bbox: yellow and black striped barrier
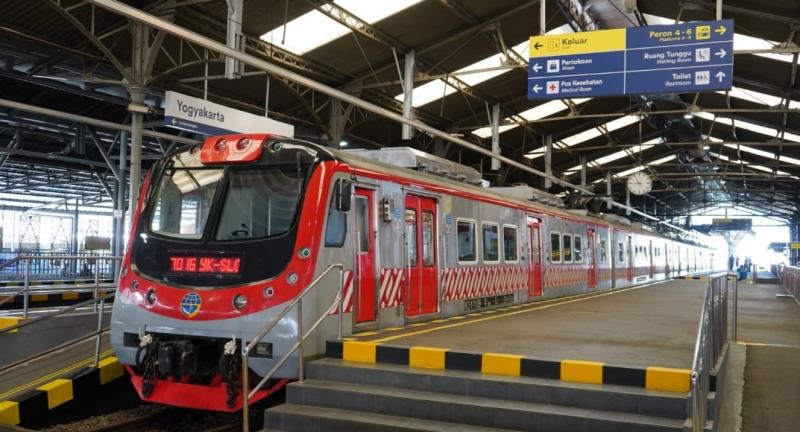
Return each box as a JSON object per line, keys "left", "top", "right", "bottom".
{"left": 0, "top": 356, "right": 124, "bottom": 426}
{"left": 327, "top": 340, "right": 695, "bottom": 394}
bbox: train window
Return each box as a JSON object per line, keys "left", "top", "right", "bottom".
{"left": 356, "top": 196, "right": 369, "bottom": 253}
{"left": 324, "top": 181, "right": 347, "bottom": 247}
{"left": 422, "top": 211, "right": 435, "bottom": 267}
{"left": 406, "top": 209, "right": 418, "bottom": 267}
{"left": 550, "top": 232, "right": 561, "bottom": 263}
{"left": 600, "top": 240, "right": 608, "bottom": 263}
{"left": 573, "top": 235, "right": 583, "bottom": 263}
{"left": 215, "top": 168, "right": 305, "bottom": 240}
{"left": 482, "top": 223, "right": 500, "bottom": 263}
{"left": 562, "top": 234, "right": 573, "bottom": 263}
{"left": 503, "top": 225, "right": 518, "bottom": 262}
{"left": 457, "top": 220, "right": 477, "bottom": 263}
{"left": 618, "top": 242, "right": 625, "bottom": 262}
{"left": 150, "top": 168, "right": 223, "bottom": 239}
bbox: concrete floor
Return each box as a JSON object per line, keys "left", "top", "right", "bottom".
{"left": 741, "top": 345, "right": 800, "bottom": 432}
{"left": 360, "top": 280, "right": 710, "bottom": 369}
{"left": 735, "top": 282, "right": 800, "bottom": 346}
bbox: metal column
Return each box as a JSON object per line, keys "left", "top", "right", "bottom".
{"left": 606, "top": 171, "right": 613, "bottom": 210}
{"left": 491, "top": 103, "right": 501, "bottom": 171}
{"left": 544, "top": 134, "right": 553, "bottom": 190}
{"left": 127, "top": 88, "right": 145, "bottom": 219}
{"left": 401, "top": 50, "right": 415, "bottom": 140}
{"left": 114, "top": 131, "right": 128, "bottom": 278}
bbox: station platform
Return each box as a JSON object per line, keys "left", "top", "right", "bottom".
{"left": 348, "top": 279, "right": 708, "bottom": 370}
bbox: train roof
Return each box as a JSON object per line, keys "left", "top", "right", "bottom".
{"left": 331, "top": 147, "right": 708, "bottom": 248}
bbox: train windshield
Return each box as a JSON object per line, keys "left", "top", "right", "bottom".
{"left": 149, "top": 146, "right": 309, "bottom": 242}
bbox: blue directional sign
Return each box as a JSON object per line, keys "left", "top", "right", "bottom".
{"left": 528, "top": 19, "right": 734, "bottom": 99}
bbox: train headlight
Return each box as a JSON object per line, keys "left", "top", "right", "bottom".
{"left": 287, "top": 273, "right": 298, "bottom": 285}
{"left": 263, "top": 286, "right": 275, "bottom": 298}
{"left": 130, "top": 280, "right": 139, "bottom": 291}
{"left": 233, "top": 294, "right": 248, "bottom": 310}
{"left": 214, "top": 138, "right": 227, "bottom": 151}
{"left": 145, "top": 288, "right": 157, "bottom": 305}
{"left": 235, "top": 137, "right": 251, "bottom": 152}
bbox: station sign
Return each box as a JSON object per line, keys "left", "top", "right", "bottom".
{"left": 711, "top": 218, "right": 752, "bottom": 231}
{"left": 164, "top": 91, "right": 294, "bottom": 137}
{"left": 528, "top": 19, "right": 734, "bottom": 99}
{"left": 790, "top": 242, "right": 800, "bottom": 250}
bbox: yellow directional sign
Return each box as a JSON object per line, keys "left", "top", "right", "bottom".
{"left": 791, "top": 242, "right": 800, "bottom": 250}
{"left": 530, "top": 28, "right": 626, "bottom": 58}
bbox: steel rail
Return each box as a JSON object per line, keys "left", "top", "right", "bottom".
{"left": 82, "top": 0, "right": 696, "bottom": 234}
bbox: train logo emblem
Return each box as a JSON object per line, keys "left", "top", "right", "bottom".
{"left": 180, "top": 292, "right": 202, "bottom": 318}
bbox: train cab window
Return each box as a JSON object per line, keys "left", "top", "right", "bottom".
{"left": 406, "top": 210, "right": 418, "bottom": 267}
{"left": 573, "top": 235, "right": 583, "bottom": 263}
{"left": 600, "top": 240, "right": 608, "bottom": 263}
{"left": 503, "top": 225, "right": 518, "bottom": 262}
{"left": 562, "top": 234, "right": 573, "bottom": 263}
{"left": 150, "top": 168, "right": 223, "bottom": 239}
{"left": 324, "top": 182, "right": 347, "bottom": 247}
{"left": 550, "top": 232, "right": 561, "bottom": 263}
{"left": 482, "top": 223, "right": 500, "bottom": 263}
{"left": 618, "top": 242, "right": 625, "bottom": 262}
{"left": 457, "top": 220, "right": 477, "bottom": 263}
{"left": 422, "top": 211, "right": 435, "bottom": 267}
{"left": 215, "top": 169, "right": 304, "bottom": 240}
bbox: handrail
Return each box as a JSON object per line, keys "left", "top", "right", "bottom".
{"left": 0, "top": 255, "right": 121, "bottom": 317}
{"left": 241, "top": 263, "right": 344, "bottom": 432}
{"left": 689, "top": 272, "right": 737, "bottom": 432}
{"left": 0, "top": 257, "right": 20, "bottom": 272}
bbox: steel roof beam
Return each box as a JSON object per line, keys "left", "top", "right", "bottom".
{"left": 86, "top": 0, "right": 695, "bottom": 234}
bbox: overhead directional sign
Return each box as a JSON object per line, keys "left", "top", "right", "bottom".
{"left": 528, "top": 19, "right": 734, "bottom": 99}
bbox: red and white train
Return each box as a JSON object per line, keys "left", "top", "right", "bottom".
{"left": 111, "top": 133, "right": 722, "bottom": 411}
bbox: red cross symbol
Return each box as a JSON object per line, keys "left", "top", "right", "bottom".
{"left": 549, "top": 83, "right": 558, "bottom": 91}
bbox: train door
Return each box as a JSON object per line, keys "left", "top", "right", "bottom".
{"left": 527, "top": 218, "right": 543, "bottom": 297}
{"left": 626, "top": 236, "right": 633, "bottom": 282}
{"left": 404, "top": 195, "right": 438, "bottom": 317}
{"left": 586, "top": 228, "right": 597, "bottom": 289}
{"left": 354, "top": 188, "right": 376, "bottom": 323}
{"left": 649, "top": 240, "right": 654, "bottom": 278}
{"left": 665, "top": 242, "right": 670, "bottom": 278}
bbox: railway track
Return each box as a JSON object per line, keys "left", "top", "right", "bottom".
{"left": 41, "top": 406, "right": 242, "bottom": 432}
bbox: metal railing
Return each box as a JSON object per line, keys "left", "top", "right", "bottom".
{"left": 690, "top": 272, "right": 738, "bottom": 432}
{"left": 0, "top": 251, "right": 116, "bottom": 281}
{"left": 0, "top": 255, "right": 121, "bottom": 317}
{"left": 779, "top": 265, "right": 800, "bottom": 300}
{"left": 241, "top": 263, "right": 344, "bottom": 432}
{"left": 0, "top": 291, "right": 115, "bottom": 372}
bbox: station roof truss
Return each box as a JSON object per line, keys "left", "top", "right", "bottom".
{"left": 0, "top": 0, "right": 798, "bottom": 223}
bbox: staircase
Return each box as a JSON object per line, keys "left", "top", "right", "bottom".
{"left": 263, "top": 358, "right": 691, "bottom": 432}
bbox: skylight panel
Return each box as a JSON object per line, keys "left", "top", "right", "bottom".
{"left": 471, "top": 98, "right": 591, "bottom": 139}
{"left": 711, "top": 151, "right": 791, "bottom": 176}
{"left": 693, "top": 113, "right": 800, "bottom": 143}
{"left": 525, "top": 114, "right": 640, "bottom": 159}
{"left": 398, "top": 24, "right": 574, "bottom": 108}
{"left": 616, "top": 155, "right": 675, "bottom": 178}
{"left": 717, "top": 86, "right": 800, "bottom": 109}
{"left": 724, "top": 143, "right": 800, "bottom": 166}
{"left": 471, "top": 124, "right": 517, "bottom": 139}
{"left": 260, "top": 0, "right": 423, "bottom": 54}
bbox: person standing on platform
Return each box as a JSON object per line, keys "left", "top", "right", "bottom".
{"left": 729, "top": 255, "right": 735, "bottom": 271}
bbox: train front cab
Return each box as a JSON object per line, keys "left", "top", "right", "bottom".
{"left": 111, "top": 135, "right": 351, "bottom": 411}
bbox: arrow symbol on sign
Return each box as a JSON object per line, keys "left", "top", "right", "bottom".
{"left": 534, "top": 42, "right": 543, "bottom": 50}
{"left": 715, "top": 71, "right": 726, "bottom": 82}
{"left": 715, "top": 48, "right": 727, "bottom": 59}
{"left": 532, "top": 84, "right": 543, "bottom": 93}
{"left": 532, "top": 63, "right": 542, "bottom": 72}
{"left": 715, "top": 25, "right": 727, "bottom": 36}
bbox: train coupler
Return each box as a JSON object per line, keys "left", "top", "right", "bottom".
{"left": 218, "top": 338, "right": 241, "bottom": 409}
